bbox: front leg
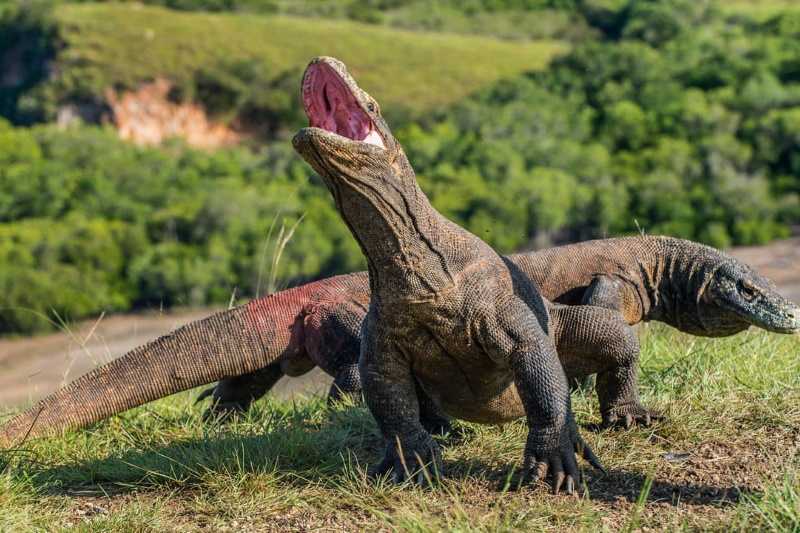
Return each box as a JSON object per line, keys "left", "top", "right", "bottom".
{"left": 328, "top": 362, "right": 361, "bottom": 405}
{"left": 416, "top": 380, "right": 452, "bottom": 437}
{"left": 481, "top": 294, "right": 602, "bottom": 494}
{"left": 596, "top": 365, "right": 660, "bottom": 429}
{"left": 550, "top": 304, "right": 660, "bottom": 428}
{"left": 361, "top": 317, "right": 442, "bottom": 485}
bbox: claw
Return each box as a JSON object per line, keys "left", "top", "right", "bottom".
{"left": 623, "top": 415, "right": 633, "bottom": 429}
{"left": 370, "top": 436, "right": 441, "bottom": 488}
{"left": 575, "top": 438, "right": 605, "bottom": 474}
{"left": 552, "top": 470, "right": 566, "bottom": 494}
{"left": 565, "top": 476, "right": 576, "bottom": 495}
{"left": 532, "top": 460, "right": 548, "bottom": 481}
{"left": 602, "top": 406, "right": 663, "bottom": 429}
{"left": 583, "top": 446, "right": 605, "bottom": 474}
{"left": 368, "top": 453, "right": 393, "bottom": 480}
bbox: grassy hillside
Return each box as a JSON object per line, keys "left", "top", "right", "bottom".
{"left": 51, "top": 3, "right": 566, "bottom": 113}
{"left": 1, "top": 326, "right": 798, "bottom": 530}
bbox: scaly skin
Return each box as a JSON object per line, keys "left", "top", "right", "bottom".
{"left": 508, "top": 236, "right": 800, "bottom": 337}
{"left": 0, "top": 254, "right": 636, "bottom": 450}
{"left": 3, "top": 78, "right": 798, "bottom": 463}
{"left": 0, "top": 273, "right": 369, "bottom": 448}
{"left": 291, "top": 56, "right": 602, "bottom": 494}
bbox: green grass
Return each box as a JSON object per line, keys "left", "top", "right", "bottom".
{"left": 1, "top": 325, "right": 799, "bottom": 531}
{"left": 51, "top": 3, "right": 566, "bottom": 113}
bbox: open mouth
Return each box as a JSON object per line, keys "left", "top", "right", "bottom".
{"left": 301, "top": 61, "right": 386, "bottom": 149}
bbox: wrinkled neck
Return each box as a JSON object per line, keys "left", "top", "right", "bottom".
{"left": 329, "top": 159, "right": 458, "bottom": 302}
{"left": 646, "top": 240, "right": 717, "bottom": 334}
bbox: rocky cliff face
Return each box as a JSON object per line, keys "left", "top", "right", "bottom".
{"left": 107, "top": 79, "right": 240, "bottom": 148}
{"left": 57, "top": 78, "right": 240, "bottom": 149}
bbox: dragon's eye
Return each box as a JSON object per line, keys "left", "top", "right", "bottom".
{"left": 741, "top": 285, "right": 757, "bottom": 300}
{"left": 367, "top": 103, "right": 375, "bottom": 112}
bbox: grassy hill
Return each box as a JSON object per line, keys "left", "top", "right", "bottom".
{"left": 50, "top": 3, "right": 567, "bottom": 113}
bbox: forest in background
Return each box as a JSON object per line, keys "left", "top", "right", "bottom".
{"left": 1, "top": 0, "right": 800, "bottom": 334}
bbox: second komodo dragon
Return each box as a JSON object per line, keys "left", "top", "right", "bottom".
{"left": 203, "top": 235, "right": 800, "bottom": 429}
{"left": 0, "top": 255, "right": 644, "bottom": 452}
{"left": 2, "top": 216, "right": 799, "bottom": 451}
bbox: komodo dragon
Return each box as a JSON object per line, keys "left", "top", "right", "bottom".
{"left": 202, "top": 236, "right": 800, "bottom": 429}
{"left": 291, "top": 55, "right": 603, "bottom": 493}
{"left": 0, "top": 57, "right": 605, "bottom": 494}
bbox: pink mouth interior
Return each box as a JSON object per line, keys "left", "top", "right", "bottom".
{"left": 302, "top": 63, "right": 386, "bottom": 149}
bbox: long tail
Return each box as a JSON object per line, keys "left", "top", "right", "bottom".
{"left": 0, "top": 305, "right": 286, "bottom": 448}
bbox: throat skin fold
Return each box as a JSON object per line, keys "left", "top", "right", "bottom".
{"left": 324, "top": 152, "right": 471, "bottom": 304}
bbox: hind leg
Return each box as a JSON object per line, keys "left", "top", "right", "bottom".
{"left": 198, "top": 365, "right": 284, "bottom": 421}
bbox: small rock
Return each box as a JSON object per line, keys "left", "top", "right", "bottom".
{"left": 661, "top": 452, "right": 692, "bottom": 463}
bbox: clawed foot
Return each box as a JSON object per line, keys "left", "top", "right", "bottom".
{"left": 602, "top": 405, "right": 663, "bottom": 429}
{"left": 522, "top": 428, "right": 604, "bottom": 495}
{"left": 196, "top": 387, "right": 249, "bottom": 422}
{"left": 369, "top": 433, "right": 443, "bottom": 487}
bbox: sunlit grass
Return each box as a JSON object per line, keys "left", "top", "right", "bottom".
{"left": 1, "top": 326, "right": 798, "bottom": 530}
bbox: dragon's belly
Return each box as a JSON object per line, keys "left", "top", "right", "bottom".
{"left": 434, "top": 376, "right": 525, "bottom": 424}
{"left": 381, "top": 279, "right": 532, "bottom": 424}
{"left": 408, "top": 328, "right": 526, "bottom": 424}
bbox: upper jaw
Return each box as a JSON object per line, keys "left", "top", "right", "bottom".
{"left": 771, "top": 308, "right": 800, "bottom": 334}
{"left": 300, "top": 57, "right": 387, "bottom": 151}
{"left": 726, "top": 300, "right": 800, "bottom": 334}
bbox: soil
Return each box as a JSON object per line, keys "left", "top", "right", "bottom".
{"left": 1, "top": 237, "right": 798, "bottom": 411}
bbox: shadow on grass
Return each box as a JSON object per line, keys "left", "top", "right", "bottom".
{"left": 445, "top": 457, "right": 748, "bottom": 508}
{"left": 584, "top": 468, "right": 745, "bottom": 507}
{"left": 11, "top": 405, "right": 379, "bottom": 495}
{"left": 15, "top": 413, "right": 750, "bottom": 509}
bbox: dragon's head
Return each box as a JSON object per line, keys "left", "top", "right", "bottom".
{"left": 291, "top": 56, "right": 431, "bottom": 269}
{"left": 699, "top": 260, "right": 800, "bottom": 335}
{"left": 292, "top": 56, "right": 408, "bottom": 189}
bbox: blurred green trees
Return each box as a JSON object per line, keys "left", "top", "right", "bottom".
{"left": 0, "top": 122, "right": 362, "bottom": 333}
{"left": 2, "top": 0, "right": 800, "bottom": 333}
{"left": 401, "top": 0, "right": 799, "bottom": 250}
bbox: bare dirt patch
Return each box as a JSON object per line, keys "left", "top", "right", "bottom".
{"left": 0, "top": 307, "right": 332, "bottom": 411}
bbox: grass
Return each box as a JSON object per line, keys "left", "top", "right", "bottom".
{"left": 1, "top": 324, "right": 799, "bottom": 531}
{"left": 51, "top": 3, "right": 567, "bottom": 113}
